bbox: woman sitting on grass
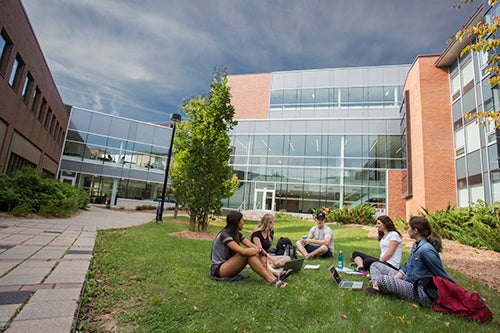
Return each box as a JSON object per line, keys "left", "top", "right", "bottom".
{"left": 251, "top": 213, "right": 293, "bottom": 281}
{"left": 350, "top": 215, "right": 402, "bottom": 272}
{"left": 366, "top": 216, "right": 453, "bottom": 302}
{"left": 210, "top": 211, "right": 287, "bottom": 288}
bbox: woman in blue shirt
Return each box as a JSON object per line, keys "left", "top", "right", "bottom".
{"left": 366, "top": 216, "right": 453, "bottom": 302}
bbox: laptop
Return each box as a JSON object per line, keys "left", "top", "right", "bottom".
{"left": 329, "top": 265, "right": 364, "bottom": 290}
{"left": 280, "top": 258, "right": 305, "bottom": 274}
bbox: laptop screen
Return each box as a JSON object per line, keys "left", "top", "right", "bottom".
{"left": 329, "top": 265, "right": 343, "bottom": 285}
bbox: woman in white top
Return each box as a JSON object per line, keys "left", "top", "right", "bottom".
{"left": 351, "top": 215, "right": 402, "bottom": 271}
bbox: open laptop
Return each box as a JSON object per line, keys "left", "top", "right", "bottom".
{"left": 329, "top": 265, "right": 364, "bottom": 290}
{"left": 280, "top": 258, "right": 305, "bottom": 274}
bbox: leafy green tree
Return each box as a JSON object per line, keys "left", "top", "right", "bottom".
{"left": 455, "top": 0, "right": 500, "bottom": 126}
{"left": 171, "top": 68, "right": 240, "bottom": 231}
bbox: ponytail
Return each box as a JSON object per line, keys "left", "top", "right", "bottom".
{"left": 409, "top": 216, "right": 442, "bottom": 252}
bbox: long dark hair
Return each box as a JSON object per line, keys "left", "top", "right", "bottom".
{"left": 377, "top": 215, "right": 401, "bottom": 241}
{"left": 409, "top": 216, "right": 442, "bottom": 252}
{"left": 225, "top": 211, "right": 243, "bottom": 244}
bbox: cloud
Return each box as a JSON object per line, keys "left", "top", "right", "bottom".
{"left": 21, "top": 0, "right": 478, "bottom": 122}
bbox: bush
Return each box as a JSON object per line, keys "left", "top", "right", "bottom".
{"left": 0, "top": 167, "right": 89, "bottom": 216}
{"left": 421, "top": 200, "right": 500, "bottom": 252}
{"left": 136, "top": 205, "right": 156, "bottom": 211}
{"left": 313, "top": 204, "right": 376, "bottom": 225}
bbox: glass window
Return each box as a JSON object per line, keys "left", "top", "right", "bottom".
{"left": 344, "top": 135, "right": 362, "bottom": 157}
{"left": 462, "top": 89, "right": 476, "bottom": 114}
{"left": 109, "top": 117, "right": 131, "bottom": 139}
{"left": 348, "top": 87, "right": 364, "bottom": 106}
{"left": 89, "top": 113, "right": 112, "bottom": 136}
{"left": 8, "top": 56, "right": 20, "bottom": 87}
{"left": 268, "top": 135, "right": 284, "bottom": 155}
{"left": 452, "top": 101, "right": 462, "bottom": 123}
{"left": 383, "top": 86, "right": 396, "bottom": 105}
{"left": 368, "top": 86, "right": 384, "bottom": 105}
{"left": 288, "top": 135, "right": 306, "bottom": 156}
{"left": 30, "top": 87, "right": 41, "bottom": 113}
{"left": 488, "top": 144, "right": 498, "bottom": 171}
{"left": 325, "top": 135, "right": 342, "bottom": 157}
{"left": 461, "top": 60, "right": 474, "bottom": 88}
{"left": 300, "top": 89, "right": 315, "bottom": 103}
{"left": 69, "top": 108, "right": 91, "bottom": 131}
{"left": 44, "top": 108, "right": 52, "bottom": 129}
{"left": 305, "top": 135, "right": 322, "bottom": 156}
{"left": 465, "top": 122, "right": 480, "bottom": 152}
{"left": 252, "top": 135, "right": 270, "bottom": 155}
{"left": 455, "top": 127, "right": 465, "bottom": 149}
{"left": 22, "top": 72, "right": 33, "bottom": 102}
{"left": 270, "top": 90, "right": 283, "bottom": 105}
{"left": 467, "top": 150, "right": 481, "bottom": 176}
{"left": 152, "top": 126, "right": 171, "bottom": 147}
{"left": 315, "top": 88, "right": 329, "bottom": 104}
{"left": 233, "top": 135, "right": 249, "bottom": 155}
{"left": 450, "top": 73, "right": 460, "bottom": 96}
{"left": 283, "top": 89, "right": 298, "bottom": 104}
{"left": 456, "top": 157, "right": 466, "bottom": 179}
{"left": 38, "top": 98, "right": 47, "bottom": 122}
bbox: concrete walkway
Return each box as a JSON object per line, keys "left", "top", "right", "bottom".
{"left": 0, "top": 205, "right": 155, "bottom": 333}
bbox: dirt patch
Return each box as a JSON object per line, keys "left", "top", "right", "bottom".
{"left": 170, "top": 230, "right": 217, "bottom": 241}
{"left": 361, "top": 225, "right": 500, "bottom": 293}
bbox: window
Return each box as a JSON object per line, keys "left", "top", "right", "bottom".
{"left": 461, "top": 60, "right": 474, "bottom": 89}
{"left": 0, "top": 30, "right": 12, "bottom": 75}
{"left": 31, "top": 87, "right": 41, "bottom": 113}
{"left": 38, "top": 98, "right": 47, "bottom": 122}
{"left": 22, "top": 72, "right": 34, "bottom": 103}
{"left": 44, "top": 108, "right": 52, "bottom": 129}
{"left": 8, "top": 55, "right": 25, "bottom": 92}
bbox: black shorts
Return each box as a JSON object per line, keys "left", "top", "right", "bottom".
{"left": 305, "top": 244, "right": 333, "bottom": 258}
{"left": 210, "top": 263, "right": 222, "bottom": 278}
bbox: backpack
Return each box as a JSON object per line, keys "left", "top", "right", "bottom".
{"left": 413, "top": 275, "right": 493, "bottom": 323}
{"left": 275, "top": 237, "right": 297, "bottom": 259}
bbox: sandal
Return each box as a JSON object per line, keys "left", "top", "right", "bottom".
{"left": 279, "top": 269, "right": 293, "bottom": 281}
{"left": 270, "top": 278, "right": 287, "bottom": 288}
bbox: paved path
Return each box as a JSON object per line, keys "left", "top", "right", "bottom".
{"left": 0, "top": 205, "right": 155, "bottom": 333}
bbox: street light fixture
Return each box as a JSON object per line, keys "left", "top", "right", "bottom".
{"left": 156, "top": 113, "right": 182, "bottom": 223}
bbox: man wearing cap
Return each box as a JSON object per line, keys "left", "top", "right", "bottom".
{"left": 295, "top": 212, "right": 334, "bottom": 259}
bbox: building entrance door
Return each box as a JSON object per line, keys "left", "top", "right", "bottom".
{"left": 253, "top": 188, "right": 276, "bottom": 211}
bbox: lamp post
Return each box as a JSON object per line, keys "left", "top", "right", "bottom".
{"left": 156, "top": 113, "right": 182, "bottom": 223}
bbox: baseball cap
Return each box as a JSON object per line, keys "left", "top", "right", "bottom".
{"left": 316, "top": 212, "right": 326, "bottom": 220}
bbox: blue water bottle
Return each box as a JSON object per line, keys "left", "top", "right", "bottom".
{"left": 337, "top": 250, "right": 344, "bottom": 269}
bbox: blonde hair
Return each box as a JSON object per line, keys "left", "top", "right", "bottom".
{"left": 253, "top": 214, "right": 275, "bottom": 240}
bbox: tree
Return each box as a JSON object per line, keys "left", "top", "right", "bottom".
{"left": 171, "top": 68, "right": 240, "bottom": 231}
{"left": 455, "top": 0, "right": 500, "bottom": 126}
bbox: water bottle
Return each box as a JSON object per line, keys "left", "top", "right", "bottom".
{"left": 337, "top": 250, "right": 344, "bottom": 269}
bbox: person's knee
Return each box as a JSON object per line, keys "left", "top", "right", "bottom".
{"left": 295, "top": 240, "right": 302, "bottom": 247}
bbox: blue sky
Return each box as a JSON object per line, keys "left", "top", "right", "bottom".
{"left": 21, "top": 0, "right": 478, "bottom": 122}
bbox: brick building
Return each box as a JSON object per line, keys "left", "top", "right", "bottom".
{"left": 0, "top": 0, "right": 68, "bottom": 177}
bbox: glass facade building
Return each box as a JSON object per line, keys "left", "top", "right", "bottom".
{"left": 446, "top": 4, "right": 500, "bottom": 207}
{"left": 225, "top": 65, "right": 410, "bottom": 214}
{"left": 59, "top": 107, "right": 173, "bottom": 204}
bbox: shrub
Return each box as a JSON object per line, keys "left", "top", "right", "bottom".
{"left": 313, "top": 204, "right": 376, "bottom": 225}
{"left": 0, "top": 167, "right": 89, "bottom": 216}
{"left": 421, "top": 200, "right": 500, "bottom": 252}
{"left": 136, "top": 205, "right": 156, "bottom": 211}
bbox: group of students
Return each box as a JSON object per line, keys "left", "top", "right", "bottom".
{"left": 210, "top": 210, "right": 454, "bottom": 304}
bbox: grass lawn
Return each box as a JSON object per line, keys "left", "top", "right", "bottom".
{"left": 77, "top": 215, "right": 499, "bottom": 332}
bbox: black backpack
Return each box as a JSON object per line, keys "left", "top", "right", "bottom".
{"left": 275, "top": 237, "right": 297, "bottom": 259}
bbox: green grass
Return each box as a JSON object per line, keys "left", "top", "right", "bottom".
{"left": 77, "top": 216, "right": 499, "bottom": 333}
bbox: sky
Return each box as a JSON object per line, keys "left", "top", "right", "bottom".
{"left": 20, "top": 0, "right": 479, "bottom": 123}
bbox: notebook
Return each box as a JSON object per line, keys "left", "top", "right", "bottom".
{"left": 329, "top": 265, "right": 364, "bottom": 290}
{"left": 280, "top": 258, "right": 305, "bottom": 274}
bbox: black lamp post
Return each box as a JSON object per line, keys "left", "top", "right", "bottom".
{"left": 156, "top": 113, "right": 182, "bottom": 223}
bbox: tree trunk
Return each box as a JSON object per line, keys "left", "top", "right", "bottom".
{"left": 173, "top": 202, "right": 179, "bottom": 220}
{"left": 189, "top": 209, "right": 196, "bottom": 231}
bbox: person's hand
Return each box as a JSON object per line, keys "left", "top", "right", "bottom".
{"left": 247, "top": 247, "right": 260, "bottom": 256}
{"left": 302, "top": 239, "right": 309, "bottom": 245}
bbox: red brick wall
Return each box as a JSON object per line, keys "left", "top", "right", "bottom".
{"left": 404, "top": 56, "right": 457, "bottom": 217}
{"left": 228, "top": 73, "right": 271, "bottom": 119}
{"left": 387, "top": 169, "right": 406, "bottom": 219}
